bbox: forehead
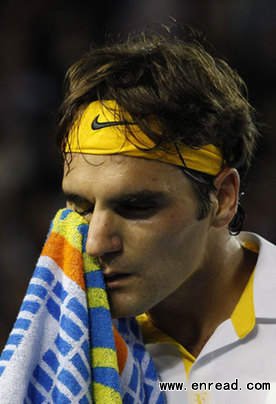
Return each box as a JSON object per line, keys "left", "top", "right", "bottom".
{"left": 62, "top": 153, "right": 193, "bottom": 198}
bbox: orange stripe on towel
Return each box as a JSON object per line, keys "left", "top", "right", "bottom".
{"left": 113, "top": 326, "right": 128, "bottom": 374}
{"left": 42, "top": 232, "right": 85, "bottom": 290}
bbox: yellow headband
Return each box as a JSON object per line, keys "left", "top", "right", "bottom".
{"left": 66, "top": 100, "right": 223, "bottom": 175}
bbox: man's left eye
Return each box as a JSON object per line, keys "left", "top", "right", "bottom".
{"left": 116, "top": 204, "right": 157, "bottom": 219}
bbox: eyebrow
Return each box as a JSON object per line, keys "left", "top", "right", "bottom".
{"left": 63, "top": 190, "right": 168, "bottom": 206}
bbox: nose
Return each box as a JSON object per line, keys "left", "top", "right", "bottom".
{"left": 85, "top": 208, "right": 122, "bottom": 258}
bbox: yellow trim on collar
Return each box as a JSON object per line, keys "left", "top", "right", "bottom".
{"left": 66, "top": 100, "right": 223, "bottom": 175}
{"left": 230, "top": 239, "right": 259, "bottom": 338}
{"left": 136, "top": 313, "right": 195, "bottom": 378}
{"left": 231, "top": 270, "right": 255, "bottom": 338}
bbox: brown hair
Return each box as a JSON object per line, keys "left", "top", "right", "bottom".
{"left": 57, "top": 26, "right": 259, "bottom": 233}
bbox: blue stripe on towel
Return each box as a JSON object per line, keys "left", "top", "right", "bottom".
{"left": 54, "top": 334, "right": 72, "bottom": 356}
{"left": 144, "top": 384, "right": 153, "bottom": 400}
{"left": 81, "top": 340, "right": 90, "bottom": 363}
{"left": 60, "top": 315, "right": 83, "bottom": 341}
{"left": 27, "top": 383, "right": 46, "bottom": 403}
{"left": 33, "top": 364, "right": 53, "bottom": 392}
{"left": 129, "top": 364, "right": 138, "bottom": 392}
{"left": 7, "top": 333, "right": 23, "bottom": 346}
{"left": 33, "top": 266, "right": 54, "bottom": 285}
{"left": 1, "top": 350, "right": 14, "bottom": 361}
{"left": 139, "top": 384, "right": 144, "bottom": 402}
{"left": 60, "top": 209, "right": 72, "bottom": 220}
{"left": 123, "top": 392, "right": 134, "bottom": 403}
{"left": 21, "top": 300, "right": 40, "bottom": 314}
{"left": 27, "top": 284, "right": 48, "bottom": 300}
{"left": 79, "top": 395, "right": 90, "bottom": 404}
{"left": 156, "top": 392, "right": 165, "bottom": 404}
{"left": 89, "top": 307, "right": 115, "bottom": 349}
{"left": 93, "top": 367, "right": 121, "bottom": 392}
{"left": 42, "top": 349, "right": 59, "bottom": 374}
{"left": 53, "top": 281, "right": 68, "bottom": 302}
{"left": 52, "top": 386, "right": 70, "bottom": 404}
{"left": 133, "top": 342, "right": 145, "bottom": 362}
{"left": 14, "top": 318, "right": 31, "bottom": 331}
{"left": 66, "top": 297, "right": 87, "bottom": 326}
{"left": 71, "top": 353, "right": 89, "bottom": 381}
{"left": 85, "top": 269, "right": 105, "bottom": 289}
{"left": 46, "top": 297, "right": 61, "bottom": 321}
{"left": 57, "top": 369, "right": 81, "bottom": 395}
{"left": 77, "top": 224, "right": 88, "bottom": 252}
{"left": 145, "top": 359, "right": 157, "bottom": 380}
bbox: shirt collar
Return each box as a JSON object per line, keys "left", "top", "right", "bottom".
{"left": 239, "top": 232, "right": 276, "bottom": 320}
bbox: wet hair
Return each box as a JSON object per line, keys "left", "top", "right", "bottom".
{"left": 57, "top": 25, "right": 259, "bottom": 234}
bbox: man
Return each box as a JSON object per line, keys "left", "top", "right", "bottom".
{"left": 58, "top": 27, "right": 276, "bottom": 403}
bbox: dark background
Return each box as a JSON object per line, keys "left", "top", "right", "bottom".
{"left": 0, "top": 0, "right": 275, "bottom": 349}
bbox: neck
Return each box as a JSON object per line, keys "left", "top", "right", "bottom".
{"left": 148, "top": 230, "right": 257, "bottom": 357}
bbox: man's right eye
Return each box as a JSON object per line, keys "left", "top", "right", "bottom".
{"left": 75, "top": 207, "right": 94, "bottom": 217}
{"left": 66, "top": 200, "right": 94, "bottom": 217}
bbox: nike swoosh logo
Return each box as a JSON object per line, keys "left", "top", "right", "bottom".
{"left": 91, "top": 114, "right": 133, "bottom": 130}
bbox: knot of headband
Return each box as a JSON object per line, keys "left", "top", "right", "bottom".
{"left": 66, "top": 100, "right": 223, "bottom": 176}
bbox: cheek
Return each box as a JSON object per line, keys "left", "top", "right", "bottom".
{"left": 151, "top": 211, "right": 197, "bottom": 246}
{"left": 129, "top": 211, "right": 197, "bottom": 259}
{"left": 139, "top": 214, "right": 209, "bottom": 275}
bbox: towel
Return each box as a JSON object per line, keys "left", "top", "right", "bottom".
{"left": 0, "top": 209, "right": 165, "bottom": 403}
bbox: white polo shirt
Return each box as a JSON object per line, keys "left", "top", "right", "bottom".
{"left": 137, "top": 233, "right": 276, "bottom": 403}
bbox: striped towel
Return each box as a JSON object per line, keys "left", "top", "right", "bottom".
{"left": 0, "top": 209, "right": 165, "bottom": 403}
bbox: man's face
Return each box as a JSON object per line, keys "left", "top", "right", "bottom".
{"left": 62, "top": 153, "right": 213, "bottom": 318}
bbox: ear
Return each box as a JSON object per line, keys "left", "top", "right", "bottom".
{"left": 211, "top": 168, "right": 240, "bottom": 229}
